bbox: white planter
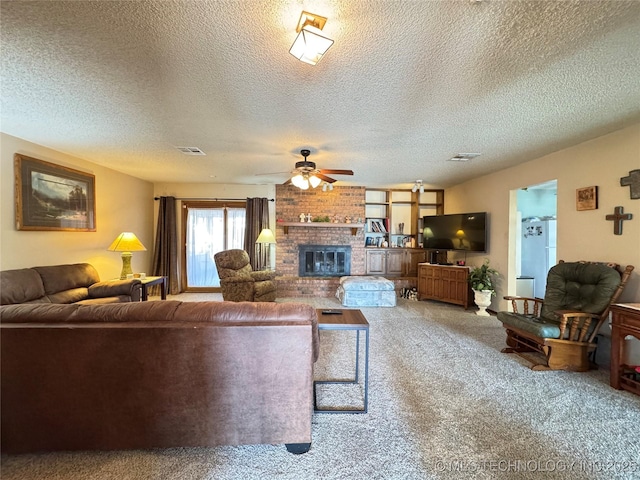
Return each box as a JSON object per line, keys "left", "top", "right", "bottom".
{"left": 473, "top": 289, "right": 493, "bottom": 316}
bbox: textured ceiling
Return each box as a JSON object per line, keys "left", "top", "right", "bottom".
{"left": 2, "top": 0, "right": 640, "bottom": 189}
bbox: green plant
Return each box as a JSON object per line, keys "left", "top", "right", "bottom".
{"left": 468, "top": 259, "right": 500, "bottom": 294}
{"left": 312, "top": 215, "right": 331, "bottom": 222}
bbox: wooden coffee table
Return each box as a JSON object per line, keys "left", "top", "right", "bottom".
{"left": 314, "top": 309, "right": 369, "bottom": 414}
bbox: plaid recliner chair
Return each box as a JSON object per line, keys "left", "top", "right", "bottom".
{"left": 214, "top": 249, "right": 277, "bottom": 302}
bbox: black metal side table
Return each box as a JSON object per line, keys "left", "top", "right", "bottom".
{"left": 314, "top": 309, "right": 369, "bottom": 414}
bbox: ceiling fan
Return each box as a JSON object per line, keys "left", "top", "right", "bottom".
{"left": 259, "top": 149, "right": 354, "bottom": 190}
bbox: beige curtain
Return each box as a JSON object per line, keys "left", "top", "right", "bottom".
{"left": 151, "top": 196, "right": 181, "bottom": 294}
{"left": 244, "top": 197, "right": 270, "bottom": 270}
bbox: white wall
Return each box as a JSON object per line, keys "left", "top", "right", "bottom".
{"left": 446, "top": 123, "right": 640, "bottom": 312}
{"left": 1, "top": 133, "right": 154, "bottom": 279}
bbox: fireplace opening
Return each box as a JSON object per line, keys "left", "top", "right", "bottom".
{"left": 299, "top": 245, "right": 351, "bottom": 277}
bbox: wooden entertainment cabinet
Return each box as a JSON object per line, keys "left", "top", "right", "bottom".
{"left": 417, "top": 263, "right": 473, "bottom": 309}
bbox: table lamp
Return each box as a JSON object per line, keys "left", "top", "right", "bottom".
{"left": 256, "top": 228, "right": 276, "bottom": 270}
{"left": 107, "top": 232, "right": 147, "bottom": 279}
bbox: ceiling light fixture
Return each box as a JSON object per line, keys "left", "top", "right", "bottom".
{"left": 289, "top": 11, "right": 334, "bottom": 65}
{"left": 291, "top": 172, "right": 321, "bottom": 190}
{"left": 411, "top": 180, "right": 425, "bottom": 194}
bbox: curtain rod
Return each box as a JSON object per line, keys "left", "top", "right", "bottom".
{"left": 154, "top": 197, "right": 274, "bottom": 202}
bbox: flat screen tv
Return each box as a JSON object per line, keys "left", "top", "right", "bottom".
{"left": 423, "top": 212, "right": 487, "bottom": 252}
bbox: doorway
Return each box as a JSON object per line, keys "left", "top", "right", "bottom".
{"left": 512, "top": 180, "right": 558, "bottom": 299}
{"left": 181, "top": 201, "right": 245, "bottom": 291}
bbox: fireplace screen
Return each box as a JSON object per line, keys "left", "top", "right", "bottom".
{"left": 298, "top": 245, "right": 351, "bottom": 277}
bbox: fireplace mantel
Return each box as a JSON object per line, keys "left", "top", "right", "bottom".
{"left": 279, "top": 222, "right": 365, "bottom": 236}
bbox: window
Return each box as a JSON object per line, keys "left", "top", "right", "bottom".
{"left": 182, "top": 201, "right": 245, "bottom": 290}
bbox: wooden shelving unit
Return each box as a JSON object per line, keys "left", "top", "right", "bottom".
{"left": 365, "top": 188, "right": 444, "bottom": 249}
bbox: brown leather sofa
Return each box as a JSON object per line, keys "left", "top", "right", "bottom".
{"left": 0, "top": 263, "right": 141, "bottom": 305}
{"left": 0, "top": 300, "right": 319, "bottom": 454}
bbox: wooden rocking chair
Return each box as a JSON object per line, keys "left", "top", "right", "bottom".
{"left": 497, "top": 261, "right": 634, "bottom": 371}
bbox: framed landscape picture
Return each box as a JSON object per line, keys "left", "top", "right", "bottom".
{"left": 15, "top": 154, "right": 96, "bottom": 231}
{"left": 576, "top": 185, "right": 598, "bottom": 211}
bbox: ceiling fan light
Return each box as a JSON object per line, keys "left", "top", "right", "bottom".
{"left": 291, "top": 174, "right": 305, "bottom": 188}
{"left": 420, "top": 185, "right": 424, "bottom": 194}
{"left": 299, "top": 178, "right": 310, "bottom": 190}
{"left": 411, "top": 184, "right": 418, "bottom": 193}
{"left": 322, "top": 183, "right": 328, "bottom": 192}
{"left": 329, "top": 183, "right": 334, "bottom": 191}
{"left": 309, "top": 175, "right": 322, "bottom": 188}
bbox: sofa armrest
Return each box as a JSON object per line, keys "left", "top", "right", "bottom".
{"left": 88, "top": 279, "right": 142, "bottom": 300}
{"left": 251, "top": 271, "right": 276, "bottom": 282}
{"left": 220, "top": 275, "right": 255, "bottom": 284}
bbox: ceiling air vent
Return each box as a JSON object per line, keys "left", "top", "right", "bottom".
{"left": 448, "top": 152, "right": 481, "bottom": 162}
{"left": 176, "top": 147, "right": 206, "bottom": 156}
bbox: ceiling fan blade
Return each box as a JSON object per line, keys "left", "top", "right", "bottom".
{"left": 319, "top": 169, "right": 354, "bottom": 176}
{"left": 282, "top": 178, "right": 292, "bottom": 186}
{"left": 316, "top": 173, "right": 337, "bottom": 183}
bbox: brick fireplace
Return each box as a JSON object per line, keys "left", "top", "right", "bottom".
{"left": 298, "top": 245, "right": 351, "bottom": 277}
{"left": 274, "top": 185, "right": 366, "bottom": 297}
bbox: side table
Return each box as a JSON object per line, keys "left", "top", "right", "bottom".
{"left": 139, "top": 276, "right": 167, "bottom": 301}
{"left": 610, "top": 303, "right": 640, "bottom": 396}
{"left": 314, "top": 309, "right": 369, "bottom": 414}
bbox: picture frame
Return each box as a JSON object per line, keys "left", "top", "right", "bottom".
{"left": 576, "top": 185, "right": 598, "bottom": 211}
{"left": 15, "top": 154, "right": 96, "bottom": 231}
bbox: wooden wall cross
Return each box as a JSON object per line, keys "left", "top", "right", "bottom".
{"left": 605, "top": 206, "right": 633, "bottom": 235}
{"left": 620, "top": 169, "right": 640, "bottom": 199}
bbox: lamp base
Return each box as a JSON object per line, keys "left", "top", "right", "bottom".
{"left": 120, "top": 252, "right": 133, "bottom": 279}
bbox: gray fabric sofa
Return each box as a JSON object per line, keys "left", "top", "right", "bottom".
{"left": 0, "top": 300, "right": 319, "bottom": 454}
{"left": 0, "top": 263, "right": 141, "bottom": 305}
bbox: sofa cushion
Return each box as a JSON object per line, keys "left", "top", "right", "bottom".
{"left": 0, "top": 303, "right": 80, "bottom": 323}
{"left": 0, "top": 301, "right": 183, "bottom": 324}
{"left": 47, "top": 287, "right": 90, "bottom": 304}
{"left": 0, "top": 269, "right": 47, "bottom": 305}
{"left": 33, "top": 263, "right": 100, "bottom": 296}
{"left": 75, "top": 296, "right": 131, "bottom": 305}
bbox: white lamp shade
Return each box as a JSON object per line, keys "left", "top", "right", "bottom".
{"left": 291, "top": 173, "right": 309, "bottom": 189}
{"left": 289, "top": 26, "right": 334, "bottom": 65}
{"left": 309, "top": 175, "right": 321, "bottom": 188}
{"left": 256, "top": 228, "right": 276, "bottom": 244}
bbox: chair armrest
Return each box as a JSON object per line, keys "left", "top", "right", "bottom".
{"left": 88, "top": 279, "right": 142, "bottom": 299}
{"left": 554, "top": 311, "right": 600, "bottom": 342}
{"left": 503, "top": 296, "right": 544, "bottom": 315}
{"left": 251, "top": 271, "right": 276, "bottom": 282}
{"left": 220, "top": 275, "right": 255, "bottom": 284}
